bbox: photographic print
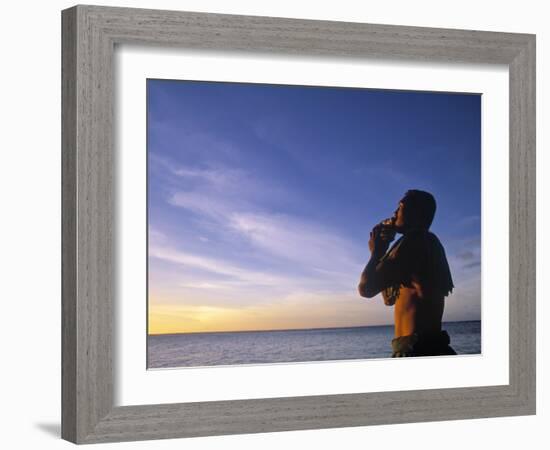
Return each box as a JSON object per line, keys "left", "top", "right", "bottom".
{"left": 146, "top": 79, "right": 481, "bottom": 369}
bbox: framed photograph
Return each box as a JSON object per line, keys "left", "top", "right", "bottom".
{"left": 61, "top": 5, "right": 535, "bottom": 444}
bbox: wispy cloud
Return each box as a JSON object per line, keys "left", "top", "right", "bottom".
{"left": 154, "top": 150, "right": 363, "bottom": 285}
{"left": 150, "top": 160, "right": 366, "bottom": 311}
{"left": 171, "top": 165, "right": 247, "bottom": 192}
{"left": 446, "top": 235, "right": 481, "bottom": 273}
{"left": 228, "top": 211, "right": 360, "bottom": 275}
{"left": 454, "top": 214, "right": 481, "bottom": 228}
{"left": 163, "top": 183, "right": 363, "bottom": 289}
{"left": 168, "top": 190, "right": 238, "bottom": 219}
{"left": 154, "top": 152, "right": 294, "bottom": 220}
{"left": 456, "top": 250, "right": 476, "bottom": 261}
{"left": 149, "top": 245, "right": 286, "bottom": 287}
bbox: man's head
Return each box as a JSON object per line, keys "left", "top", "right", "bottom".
{"left": 393, "top": 190, "right": 436, "bottom": 233}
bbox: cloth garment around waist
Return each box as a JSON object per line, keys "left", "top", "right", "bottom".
{"left": 391, "top": 330, "right": 457, "bottom": 357}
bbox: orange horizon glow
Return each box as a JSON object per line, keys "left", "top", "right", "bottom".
{"left": 147, "top": 294, "right": 394, "bottom": 335}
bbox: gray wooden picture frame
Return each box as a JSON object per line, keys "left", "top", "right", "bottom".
{"left": 61, "top": 4, "right": 536, "bottom": 444}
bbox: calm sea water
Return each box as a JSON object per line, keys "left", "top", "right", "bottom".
{"left": 147, "top": 320, "right": 481, "bottom": 369}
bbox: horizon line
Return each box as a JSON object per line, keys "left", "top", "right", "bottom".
{"left": 148, "top": 319, "right": 481, "bottom": 337}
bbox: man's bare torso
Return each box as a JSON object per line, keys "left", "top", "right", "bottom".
{"left": 383, "top": 279, "right": 444, "bottom": 337}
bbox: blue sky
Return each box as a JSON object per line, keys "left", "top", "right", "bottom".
{"left": 147, "top": 79, "right": 481, "bottom": 334}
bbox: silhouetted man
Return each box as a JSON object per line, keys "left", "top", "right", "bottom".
{"left": 358, "top": 190, "right": 456, "bottom": 357}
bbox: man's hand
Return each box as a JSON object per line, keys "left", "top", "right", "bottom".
{"left": 368, "top": 224, "right": 395, "bottom": 255}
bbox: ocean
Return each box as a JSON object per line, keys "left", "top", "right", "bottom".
{"left": 147, "top": 320, "right": 481, "bottom": 369}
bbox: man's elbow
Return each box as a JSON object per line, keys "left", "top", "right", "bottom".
{"left": 357, "top": 283, "right": 377, "bottom": 299}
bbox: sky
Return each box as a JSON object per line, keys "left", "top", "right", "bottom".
{"left": 147, "top": 79, "right": 481, "bottom": 335}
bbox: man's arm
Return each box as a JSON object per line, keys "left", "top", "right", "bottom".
{"left": 358, "top": 234, "right": 417, "bottom": 299}
{"left": 357, "top": 248, "right": 388, "bottom": 298}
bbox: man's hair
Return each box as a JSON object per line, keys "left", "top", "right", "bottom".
{"left": 402, "top": 189, "right": 437, "bottom": 229}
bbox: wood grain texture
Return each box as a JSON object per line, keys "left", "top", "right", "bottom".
{"left": 62, "top": 5, "right": 114, "bottom": 442}
{"left": 61, "top": 6, "right": 77, "bottom": 443}
{"left": 61, "top": 4, "right": 536, "bottom": 444}
{"left": 508, "top": 36, "right": 536, "bottom": 409}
